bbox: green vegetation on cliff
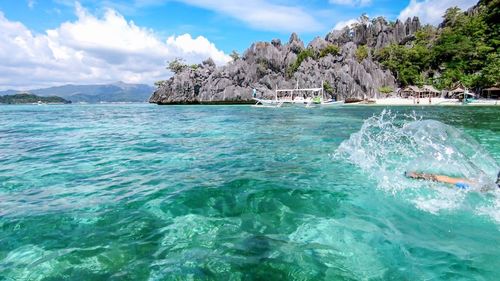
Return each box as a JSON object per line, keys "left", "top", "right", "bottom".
{"left": 375, "top": 0, "right": 499, "bottom": 89}
{"left": 0, "top": 93, "right": 70, "bottom": 104}
{"left": 287, "top": 44, "right": 340, "bottom": 77}
{"left": 319, "top": 44, "right": 340, "bottom": 58}
{"left": 287, "top": 49, "right": 315, "bottom": 77}
{"left": 355, "top": 45, "right": 369, "bottom": 62}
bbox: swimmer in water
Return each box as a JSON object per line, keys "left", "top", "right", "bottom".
{"left": 405, "top": 171, "right": 500, "bottom": 190}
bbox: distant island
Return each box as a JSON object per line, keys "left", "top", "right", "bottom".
{"left": 0, "top": 82, "right": 155, "bottom": 104}
{"left": 150, "top": 0, "right": 498, "bottom": 104}
{"left": 0, "top": 93, "right": 71, "bottom": 104}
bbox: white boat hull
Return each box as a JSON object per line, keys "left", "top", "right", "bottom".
{"left": 466, "top": 99, "right": 499, "bottom": 106}
{"left": 321, "top": 100, "right": 344, "bottom": 106}
{"left": 253, "top": 98, "right": 316, "bottom": 107}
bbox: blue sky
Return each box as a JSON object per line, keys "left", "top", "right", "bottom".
{"left": 0, "top": 0, "right": 478, "bottom": 89}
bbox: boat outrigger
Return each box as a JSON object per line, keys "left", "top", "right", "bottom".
{"left": 253, "top": 81, "right": 343, "bottom": 107}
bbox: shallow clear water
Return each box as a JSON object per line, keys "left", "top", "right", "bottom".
{"left": 0, "top": 104, "right": 499, "bottom": 280}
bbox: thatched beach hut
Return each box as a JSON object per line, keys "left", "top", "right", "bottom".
{"left": 401, "top": 86, "right": 422, "bottom": 98}
{"left": 448, "top": 87, "right": 476, "bottom": 101}
{"left": 422, "top": 85, "right": 440, "bottom": 98}
{"left": 482, "top": 87, "right": 500, "bottom": 99}
{"left": 448, "top": 87, "right": 465, "bottom": 98}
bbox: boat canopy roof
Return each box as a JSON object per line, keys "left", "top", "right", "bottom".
{"left": 276, "top": 87, "right": 323, "bottom": 92}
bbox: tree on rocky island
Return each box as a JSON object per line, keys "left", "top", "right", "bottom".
{"left": 378, "top": 86, "right": 394, "bottom": 95}
{"left": 230, "top": 50, "right": 240, "bottom": 62}
{"left": 478, "top": 52, "right": 500, "bottom": 86}
{"left": 286, "top": 48, "right": 315, "bottom": 78}
{"left": 323, "top": 81, "right": 335, "bottom": 96}
{"left": 374, "top": 43, "right": 430, "bottom": 87}
{"left": 202, "top": 58, "right": 216, "bottom": 68}
{"left": 167, "top": 58, "right": 187, "bottom": 74}
{"left": 374, "top": 2, "right": 499, "bottom": 90}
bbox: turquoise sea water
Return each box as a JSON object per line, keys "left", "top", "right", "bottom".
{"left": 0, "top": 104, "right": 499, "bottom": 280}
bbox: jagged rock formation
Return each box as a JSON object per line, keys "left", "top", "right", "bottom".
{"left": 326, "top": 17, "right": 421, "bottom": 49}
{"left": 150, "top": 17, "right": 421, "bottom": 104}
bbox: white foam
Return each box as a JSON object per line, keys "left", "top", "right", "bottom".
{"left": 335, "top": 110, "right": 499, "bottom": 221}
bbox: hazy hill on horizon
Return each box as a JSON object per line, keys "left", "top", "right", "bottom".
{"left": 0, "top": 82, "right": 155, "bottom": 103}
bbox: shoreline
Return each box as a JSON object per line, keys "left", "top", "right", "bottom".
{"left": 2, "top": 98, "right": 498, "bottom": 107}
{"left": 347, "top": 97, "right": 500, "bottom": 106}
{"left": 151, "top": 97, "right": 500, "bottom": 106}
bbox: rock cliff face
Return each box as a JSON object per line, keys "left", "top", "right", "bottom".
{"left": 150, "top": 17, "right": 421, "bottom": 104}
{"left": 326, "top": 17, "right": 421, "bottom": 49}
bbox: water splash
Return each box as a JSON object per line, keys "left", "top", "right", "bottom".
{"left": 335, "top": 110, "right": 499, "bottom": 220}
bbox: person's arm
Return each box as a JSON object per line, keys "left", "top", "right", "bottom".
{"left": 406, "top": 172, "right": 473, "bottom": 185}
{"left": 432, "top": 175, "right": 473, "bottom": 185}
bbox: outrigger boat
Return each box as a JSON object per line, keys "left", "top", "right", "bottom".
{"left": 253, "top": 81, "right": 343, "bottom": 107}
{"left": 320, "top": 99, "right": 344, "bottom": 106}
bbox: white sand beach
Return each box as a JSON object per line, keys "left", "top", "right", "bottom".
{"left": 346, "top": 97, "right": 500, "bottom": 106}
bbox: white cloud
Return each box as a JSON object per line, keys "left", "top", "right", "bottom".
{"left": 174, "top": 0, "right": 323, "bottom": 33}
{"left": 0, "top": 4, "right": 230, "bottom": 90}
{"left": 166, "top": 34, "right": 228, "bottom": 63}
{"left": 333, "top": 18, "right": 359, "bottom": 30}
{"left": 329, "top": 0, "right": 372, "bottom": 7}
{"left": 398, "top": 0, "right": 477, "bottom": 25}
{"left": 27, "top": 0, "right": 36, "bottom": 9}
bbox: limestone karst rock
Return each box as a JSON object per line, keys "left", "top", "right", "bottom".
{"left": 149, "top": 17, "right": 421, "bottom": 104}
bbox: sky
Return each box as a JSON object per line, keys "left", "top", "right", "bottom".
{"left": 0, "top": 0, "right": 478, "bottom": 90}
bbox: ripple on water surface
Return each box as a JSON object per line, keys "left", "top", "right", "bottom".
{"left": 0, "top": 104, "right": 499, "bottom": 280}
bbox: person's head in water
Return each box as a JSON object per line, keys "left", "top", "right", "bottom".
{"left": 497, "top": 171, "right": 500, "bottom": 188}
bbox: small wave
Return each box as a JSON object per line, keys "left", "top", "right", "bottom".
{"left": 334, "top": 110, "right": 499, "bottom": 221}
